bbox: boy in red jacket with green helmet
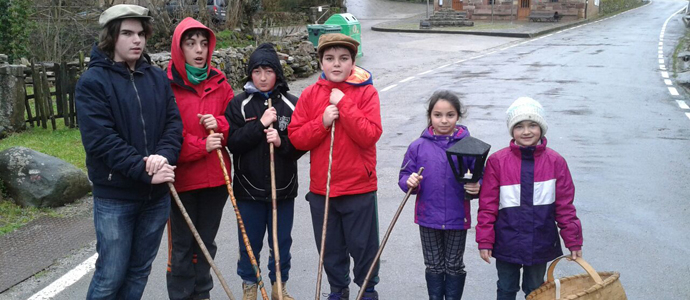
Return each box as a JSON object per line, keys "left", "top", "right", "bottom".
{"left": 288, "top": 33, "right": 382, "bottom": 300}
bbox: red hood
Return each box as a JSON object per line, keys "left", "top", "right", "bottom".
{"left": 316, "top": 66, "right": 373, "bottom": 90}
{"left": 168, "top": 17, "right": 216, "bottom": 85}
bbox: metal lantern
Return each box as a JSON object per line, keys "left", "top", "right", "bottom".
{"left": 445, "top": 136, "right": 491, "bottom": 184}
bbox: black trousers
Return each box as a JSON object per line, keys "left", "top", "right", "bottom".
{"left": 420, "top": 226, "right": 467, "bottom": 276}
{"left": 166, "top": 185, "right": 228, "bottom": 300}
{"left": 307, "top": 191, "right": 380, "bottom": 291}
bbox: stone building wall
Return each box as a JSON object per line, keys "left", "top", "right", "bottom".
{"left": 464, "top": 0, "right": 586, "bottom": 20}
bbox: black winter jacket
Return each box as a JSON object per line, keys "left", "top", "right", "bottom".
{"left": 225, "top": 90, "right": 302, "bottom": 202}
{"left": 75, "top": 45, "right": 183, "bottom": 201}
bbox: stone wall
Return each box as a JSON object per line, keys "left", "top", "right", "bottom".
{"left": 149, "top": 33, "right": 319, "bottom": 90}
{"left": 465, "top": 0, "right": 585, "bottom": 20}
{"left": 0, "top": 54, "right": 27, "bottom": 134}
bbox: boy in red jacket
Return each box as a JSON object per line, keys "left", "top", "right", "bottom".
{"left": 165, "top": 18, "right": 234, "bottom": 300}
{"left": 288, "top": 33, "right": 382, "bottom": 300}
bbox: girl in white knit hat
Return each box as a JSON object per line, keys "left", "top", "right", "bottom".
{"left": 475, "top": 97, "right": 584, "bottom": 299}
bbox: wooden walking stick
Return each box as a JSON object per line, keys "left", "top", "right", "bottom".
{"left": 211, "top": 130, "right": 270, "bottom": 300}
{"left": 268, "top": 98, "right": 283, "bottom": 300}
{"left": 167, "top": 182, "right": 236, "bottom": 300}
{"left": 315, "top": 122, "right": 335, "bottom": 300}
{"left": 355, "top": 167, "right": 425, "bottom": 300}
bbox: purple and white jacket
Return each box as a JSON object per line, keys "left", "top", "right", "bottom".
{"left": 476, "top": 138, "right": 582, "bottom": 266}
{"left": 399, "top": 125, "right": 473, "bottom": 230}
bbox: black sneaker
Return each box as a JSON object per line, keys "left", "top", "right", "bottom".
{"left": 326, "top": 287, "right": 350, "bottom": 300}
{"left": 361, "top": 289, "right": 378, "bottom": 300}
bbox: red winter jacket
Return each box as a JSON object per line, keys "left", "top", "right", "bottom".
{"left": 288, "top": 67, "right": 381, "bottom": 197}
{"left": 168, "top": 18, "right": 234, "bottom": 193}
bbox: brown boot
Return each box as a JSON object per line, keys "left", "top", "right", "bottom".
{"left": 242, "top": 282, "right": 258, "bottom": 300}
{"left": 271, "top": 282, "right": 295, "bottom": 300}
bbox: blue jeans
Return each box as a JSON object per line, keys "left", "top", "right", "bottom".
{"left": 236, "top": 198, "right": 294, "bottom": 284}
{"left": 87, "top": 195, "right": 170, "bottom": 300}
{"left": 495, "top": 259, "right": 547, "bottom": 300}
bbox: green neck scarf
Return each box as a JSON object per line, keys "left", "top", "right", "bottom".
{"left": 185, "top": 63, "right": 208, "bottom": 85}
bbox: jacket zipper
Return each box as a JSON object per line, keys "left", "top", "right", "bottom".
{"left": 130, "top": 72, "right": 153, "bottom": 200}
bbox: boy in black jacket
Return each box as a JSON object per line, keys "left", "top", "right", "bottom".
{"left": 225, "top": 43, "right": 302, "bottom": 300}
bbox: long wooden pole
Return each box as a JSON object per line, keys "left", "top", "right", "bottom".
{"left": 268, "top": 99, "right": 283, "bottom": 300}
{"left": 314, "top": 122, "right": 335, "bottom": 300}
{"left": 167, "top": 182, "right": 235, "bottom": 300}
{"left": 355, "top": 167, "right": 425, "bottom": 300}
{"left": 211, "top": 130, "right": 270, "bottom": 300}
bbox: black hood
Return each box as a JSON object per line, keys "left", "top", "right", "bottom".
{"left": 246, "top": 43, "right": 289, "bottom": 93}
{"left": 88, "top": 43, "right": 152, "bottom": 77}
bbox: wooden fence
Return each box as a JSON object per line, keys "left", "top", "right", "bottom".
{"left": 24, "top": 56, "right": 84, "bottom": 130}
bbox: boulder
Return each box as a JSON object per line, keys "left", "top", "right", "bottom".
{"left": 0, "top": 147, "right": 91, "bottom": 208}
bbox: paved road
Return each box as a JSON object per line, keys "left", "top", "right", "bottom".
{"left": 5, "top": 0, "right": 690, "bottom": 299}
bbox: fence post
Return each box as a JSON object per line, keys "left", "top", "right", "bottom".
{"left": 30, "top": 59, "right": 47, "bottom": 129}
{"left": 55, "top": 62, "right": 63, "bottom": 117}
{"left": 60, "top": 62, "right": 70, "bottom": 127}
{"left": 40, "top": 64, "right": 57, "bottom": 130}
{"left": 69, "top": 66, "right": 78, "bottom": 128}
{"left": 24, "top": 82, "right": 34, "bottom": 128}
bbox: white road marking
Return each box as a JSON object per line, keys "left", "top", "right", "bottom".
{"left": 659, "top": 54, "right": 664, "bottom": 59}
{"left": 419, "top": 70, "right": 433, "bottom": 75}
{"left": 665, "top": 79, "right": 673, "bottom": 85}
{"left": 686, "top": 112, "right": 690, "bottom": 120}
{"left": 436, "top": 64, "right": 450, "bottom": 70}
{"left": 381, "top": 84, "right": 398, "bottom": 92}
{"left": 662, "top": 71, "right": 669, "bottom": 78}
{"left": 660, "top": 65, "right": 666, "bottom": 70}
{"left": 399, "top": 76, "right": 415, "bottom": 83}
{"left": 676, "top": 100, "right": 690, "bottom": 109}
{"left": 669, "top": 87, "right": 680, "bottom": 96}
{"left": 659, "top": 59, "right": 665, "bottom": 64}
{"left": 27, "top": 253, "right": 98, "bottom": 300}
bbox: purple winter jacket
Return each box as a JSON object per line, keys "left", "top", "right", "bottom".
{"left": 476, "top": 138, "right": 583, "bottom": 266}
{"left": 399, "top": 125, "right": 473, "bottom": 230}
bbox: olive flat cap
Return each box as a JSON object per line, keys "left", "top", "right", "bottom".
{"left": 99, "top": 4, "right": 152, "bottom": 27}
{"left": 317, "top": 33, "right": 359, "bottom": 57}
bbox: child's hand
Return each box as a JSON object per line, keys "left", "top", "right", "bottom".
{"left": 260, "top": 107, "right": 277, "bottom": 127}
{"left": 480, "top": 249, "right": 492, "bottom": 264}
{"left": 264, "top": 128, "right": 281, "bottom": 147}
{"left": 143, "top": 154, "right": 168, "bottom": 176}
{"left": 330, "top": 88, "right": 344, "bottom": 105}
{"left": 465, "top": 182, "right": 480, "bottom": 195}
{"left": 151, "top": 164, "right": 176, "bottom": 184}
{"left": 322, "top": 105, "right": 339, "bottom": 128}
{"left": 197, "top": 114, "right": 218, "bottom": 131}
{"left": 406, "top": 172, "right": 423, "bottom": 189}
{"left": 205, "top": 133, "right": 224, "bottom": 153}
{"left": 570, "top": 250, "right": 582, "bottom": 260}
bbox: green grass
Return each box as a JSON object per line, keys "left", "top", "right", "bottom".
{"left": 0, "top": 199, "right": 52, "bottom": 235}
{"left": 0, "top": 123, "right": 85, "bottom": 171}
{"left": 215, "top": 29, "right": 255, "bottom": 49}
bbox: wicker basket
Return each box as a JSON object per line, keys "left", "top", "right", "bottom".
{"left": 526, "top": 256, "right": 627, "bottom": 300}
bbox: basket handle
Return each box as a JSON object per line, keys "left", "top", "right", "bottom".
{"left": 546, "top": 256, "right": 603, "bottom": 285}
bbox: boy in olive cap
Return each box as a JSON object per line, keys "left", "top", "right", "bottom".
{"left": 225, "top": 43, "right": 302, "bottom": 300}
{"left": 76, "top": 4, "right": 182, "bottom": 299}
{"left": 288, "top": 33, "right": 382, "bottom": 300}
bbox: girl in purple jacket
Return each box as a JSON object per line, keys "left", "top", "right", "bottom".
{"left": 476, "top": 97, "right": 583, "bottom": 300}
{"left": 399, "top": 91, "right": 480, "bottom": 300}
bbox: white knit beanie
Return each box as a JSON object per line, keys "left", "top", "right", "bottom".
{"left": 506, "top": 97, "right": 548, "bottom": 137}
